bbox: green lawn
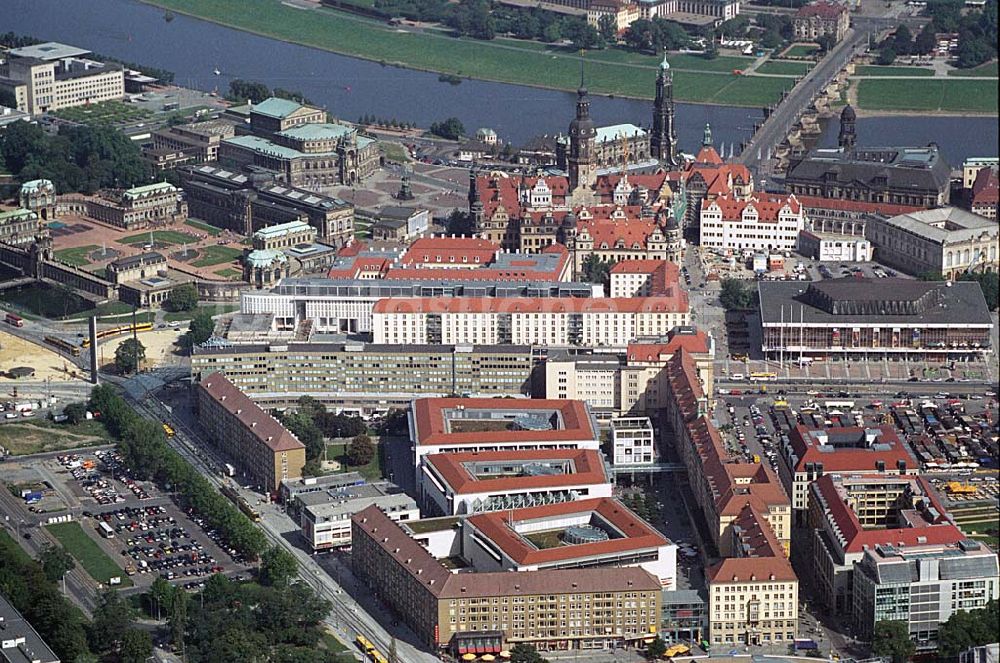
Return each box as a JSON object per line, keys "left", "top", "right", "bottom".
{"left": 64, "top": 301, "right": 136, "bottom": 321}
{"left": 49, "top": 100, "right": 152, "bottom": 126}
{"left": 853, "top": 65, "right": 935, "bottom": 77}
{"left": 185, "top": 219, "right": 223, "bottom": 236}
{"left": 54, "top": 245, "right": 100, "bottom": 267}
{"left": 46, "top": 522, "right": 132, "bottom": 587}
{"left": 213, "top": 267, "right": 243, "bottom": 280}
{"left": 325, "top": 442, "right": 383, "bottom": 480}
{"left": 0, "top": 530, "right": 33, "bottom": 565}
{"left": 0, "top": 420, "right": 107, "bottom": 456}
{"left": 709, "top": 76, "right": 794, "bottom": 105}
{"left": 949, "top": 61, "right": 998, "bottom": 77}
{"left": 142, "top": 0, "right": 778, "bottom": 103}
{"left": 755, "top": 60, "right": 811, "bottom": 76}
{"left": 783, "top": 44, "right": 818, "bottom": 58}
{"left": 856, "top": 79, "right": 998, "bottom": 113}
{"left": 380, "top": 142, "right": 411, "bottom": 163}
{"left": 191, "top": 245, "right": 243, "bottom": 267}
{"left": 121, "top": 230, "right": 200, "bottom": 246}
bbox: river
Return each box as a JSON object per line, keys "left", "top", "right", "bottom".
{"left": 3, "top": 0, "right": 997, "bottom": 164}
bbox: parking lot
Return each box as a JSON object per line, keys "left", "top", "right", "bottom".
{"left": 46, "top": 449, "right": 252, "bottom": 591}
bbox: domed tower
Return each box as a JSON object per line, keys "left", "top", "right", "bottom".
{"left": 568, "top": 71, "right": 596, "bottom": 194}
{"left": 651, "top": 54, "right": 680, "bottom": 167}
{"left": 664, "top": 212, "right": 682, "bottom": 263}
{"left": 838, "top": 104, "right": 857, "bottom": 151}
{"left": 557, "top": 209, "right": 578, "bottom": 247}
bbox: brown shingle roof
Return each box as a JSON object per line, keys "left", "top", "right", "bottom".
{"left": 199, "top": 373, "right": 305, "bottom": 453}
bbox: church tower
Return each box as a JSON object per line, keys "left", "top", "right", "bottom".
{"left": 568, "top": 72, "right": 596, "bottom": 195}
{"left": 838, "top": 104, "right": 857, "bottom": 151}
{"left": 651, "top": 54, "right": 680, "bottom": 167}
{"left": 664, "top": 213, "right": 682, "bottom": 263}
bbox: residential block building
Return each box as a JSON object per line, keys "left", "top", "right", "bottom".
{"left": 300, "top": 486, "right": 418, "bottom": 551}
{"left": 190, "top": 342, "right": 535, "bottom": 413}
{"left": 372, "top": 294, "right": 690, "bottom": 350}
{"left": 196, "top": 372, "right": 306, "bottom": 492}
{"left": 793, "top": 1, "right": 850, "bottom": 42}
{"left": 352, "top": 504, "right": 663, "bottom": 654}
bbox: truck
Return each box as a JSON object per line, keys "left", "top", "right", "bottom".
{"left": 224, "top": 463, "right": 236, "bottom": 477}
{"left": 794, "top": 639, "right": 819, "bottom": 651}
{"left": 23, "top": 491, "right": 43, "bottom": 504}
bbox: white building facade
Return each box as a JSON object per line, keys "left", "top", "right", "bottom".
{"left": 700, "top": 194, "right": 805, "bottom": 253}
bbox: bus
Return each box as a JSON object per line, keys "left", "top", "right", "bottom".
{"left": 825, "top": 400, "right": 855, "bottom": 410}
{"left": 98, "top": 521, "right": 115, "bottom": 539}
{"left": 749, "top": 372, "right": 778, "bottom": 382}
{"left": 4, "top": 312, "right": 24, "bottom": 327}
{"left": 44, "top": 335, "right": 81, "bottom": 357}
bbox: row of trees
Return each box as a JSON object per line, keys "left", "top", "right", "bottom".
{"left": 877, "top": 23, "right": 941, "bottom": 65}
{"left": 88, "top": 384, "right": 268, "bottom": 560}
{"left": 0, "top": 120, "right": 151, "bottom": 194}
{"left": 429, "top": 117, "right": 465, "bottom": 140}
{"left": 358, "top": 115, "right": 419, "bottom": 129}
{"left": 623, "top": 18, "right": 694, "bottom": 54}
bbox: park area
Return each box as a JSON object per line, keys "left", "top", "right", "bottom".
{"left": 49, "top": 100, "right": 152, "bottom": 127}
{"left": 46, "top": 521, "right": 132, "bottom": 586}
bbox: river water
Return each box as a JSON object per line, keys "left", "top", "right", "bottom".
{"left": 3, "top": 0, "right": 997, "bottom": 165}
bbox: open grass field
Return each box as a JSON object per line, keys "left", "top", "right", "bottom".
{"left": 121, "top": 230, "right": 200, "bottom": 246}
{"left": 755, "top": 60, "right": 811, "bottom": 76}
{"left": 184, "top": 219, "right": 223, "bottom": 236}
{"left": 191, "top": 245, "right": 243, "bottom": 267}
{"left": 0, "top": 530, "right": 33, "bottom": 565}
{"left": 379, "top": 142, "right": 411, "bottom": 163}
{"left": 0, "top": 419, "right": 109, "bottom": 456}
{"left": 949, "top": 61, "right": 998, "bottom": 77}
{"left": 50, "top": 100, "right": 152, "bottom": 126}
{"left": 213, "top": 268, "right": 243, "bottom": 280}
{"left": 143, "top": 0, "right": 784, "bottom": 104}
{"left": 324, "top": 441, "right": 383, "bottom": 480}
{"left": 46, "top": 522, "right": 133, "bottom": 586}
{"left": 856, "top": 79, "right": 998, "bottom": 113}
{"left": 54, "top": 245, "right": 100, "bottom": 267}
{"left": 853, "top": 65, "right": 935, "bottom": 77}
{"left": 782, "top": 44, "right": 818, "bottom": 58}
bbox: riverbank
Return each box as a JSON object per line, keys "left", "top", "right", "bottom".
{"left": 139, "top": 0, "right": 796, "bottom": 105}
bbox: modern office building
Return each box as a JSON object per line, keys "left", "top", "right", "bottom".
{"left": 190, "top": 341, "right": 535, "bottom": 412}
{"left": 611, "top": 416, "right": 656, "bottom": 466}
{"left": 352, "top": 505, "right": 663, "bottom": 654}
{"left": 777, "top": 424, "right": 916, "bottom": 524}
{"left": 144, "top": 119, "right": 236, "bottom": 171}
{"left": 806, "top": 473, "right": 967, "bottom": 616}
{"left": 419, "top": 448, "right": 612, "bottom": 516}
{"left": 299, "top": 484, "right": 418, "bottom": 550}
{"left": 196, "top": 372, "right": 306, "bottom": 492}
{"left": 372, "top": 294, "right": 690, "bottom": 350}
{"left": 758, "top": 278, "right": 994, "bottom": 360}
{"left": 461, "top": 497, "right": 678, "bottom": 588}
{"left": 0, "top": 41, "right": 124, "bottom": 115}
{"left": 408, "top": 397, "right": 601, "bottom": 469}
{"left": 865, "top": 207, "right": 999, "bottom": 279}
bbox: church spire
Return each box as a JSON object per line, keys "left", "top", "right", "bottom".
{"left": 702, "top": 123, "right": 713, "bottom": 147}
{"left": 651, "top": 49, "right": 679, "bottom": 167}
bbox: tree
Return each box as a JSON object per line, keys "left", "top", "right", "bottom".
{"left": 147, "top": 575, "right": 174, "bottom": 620}
{"left": 119, "top": 629, "right": 152, "bottom": 663}
{"left": 186, "top": 309, "right": 215, "bottom": 347}
{"left": 598, "top": 14, "right": 617, "bottom": 42}
{"left": 429, "top": 117, "right": 465, "bottom": 140}
{"left": 703, "top": 41, "right": 719, "bottom": 59}
{"left": 510, "top": 642, "right": 548, "bottom": 663}
{"left": 816, "top": 33, "right": 836, "bottom": 53}
{"left": 960, "top": 272, "right": 999, "bottom": 310}
{"left": 347, "top": 434, "right": 375, "bottom": 466}
{"left": 166, "top": 283, "right": 199, "bottom": 312}
{"left": 646, "top": 635, "right": 668, "bottom": 659}
{"left": 719, "top": 278, "right": 757, "bottom": 310}
{"left": 877, "top": 45, "right": 897, "bottom": 65}
{"left": 581, "top": 254, "right": 611, "bottom": 290}
{"left": 939, "top": 600, "right": 999, "bottom": 656}
{"left": 892, "top": 24, "right": 913, "bottom": 55}
{"left": 89, "top": 589, "right": 136, "bottom": 656}
{"left": 918, "top": 270, "right": 945, "bottom": 281}
{"left": 279, "top": 411, "right": 324, "bottom": 461}
{"left": 39, "top": 543, "right": 75, "bottom": 583}
{"left": 168, "top": 587, "right": 188, "bottom": 654}
{"left": 445, "top": 209, "right": 476, "bottom": 236}
{"left": 227, "top": 79, "right": 271, "bottom": 104}
{"left": 914, "top": 24, "right": 938, "bottom": 55}
{"left": 114, "top": 337, "right": 145, "bottom": 374}
{"left": 259, "top": 545, "right": 298, "bottom": 587}
{"left": 62, "top": 402, "right": 88, "bottom": 425}
{"left": 872, "top": 620, "right": 916, "bottom": 663}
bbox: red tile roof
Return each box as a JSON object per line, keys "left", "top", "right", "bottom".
{"left": 198, "top": 373, "right": 305, "bottom": 453}
{"left": 706, "top": 505, "right": 795, "bottom": 583}
{"left": 972, "top": 167, "right": 998, "bottom": 204}
{"left": 787, "top": 424, "right": 912, "bottom": 473}
{"left": 627, "top": 331, "right": 711, "bottom": 363}
{"left": 611, "top": 260, "right": 681, "bottom": 296}
{"left": 411, "top": 397, "right": 597, "bottom": 447}
{"left": 812, "top": 474, "right": 964, "bottom": 554}
{"left": 401, "top": 237, "right": 499, "bottom": 267}
{"left": 466, "top": 497, "right": 669, "bottom": 565}
{"left": 796, "top": 0, "right": 847, "bottom": 18}
{"left": 372, "top": 295, "right": 689, "bottom": 315}
{"left": 423, "top": 448, "right": 609, "bottom": 495}
{"left": 708, "top": 193, "right": 802, "bottom": 222}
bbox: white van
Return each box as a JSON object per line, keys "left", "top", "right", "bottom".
{"left": 732, "top": 373, "right": 745, "bottom": 381}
